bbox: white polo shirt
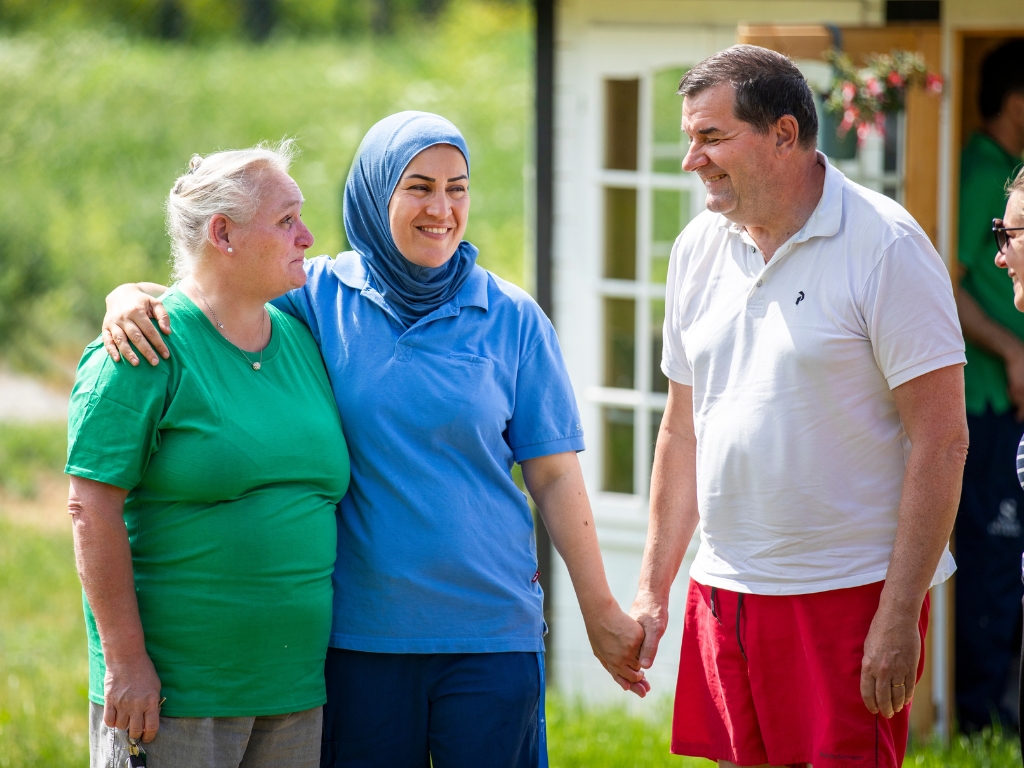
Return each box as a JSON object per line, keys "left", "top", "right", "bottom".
{"left": 662, "top": 155, "right": 965, "bottom": 595}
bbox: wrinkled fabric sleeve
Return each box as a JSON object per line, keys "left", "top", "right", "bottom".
{"left": 65, "top": 341, "right": 171, "bottom": 490}
{"left": 862, "top": 233, "right": 967, "bottom": 389}
{"left": 508, "top": 310, "right": 585, "bottom": 463}
{"left": 661, "top": 232, "right": 694, "bottom": 386}
{"left": 270, "top": 258, "right": 333, "bottom": 346}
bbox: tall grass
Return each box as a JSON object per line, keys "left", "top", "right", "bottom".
{"left": 0, "top": 424, "right": 67, "bottom": 497}
{"left": 0, "top": 0, "right": 530, "bottom": 368}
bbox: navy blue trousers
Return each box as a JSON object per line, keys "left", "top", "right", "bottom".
{"left": 955, "top": 408, "right": 1024, "bottom": 731}
{"left": 320, "top": 649, "right": 542, "bottom": 768}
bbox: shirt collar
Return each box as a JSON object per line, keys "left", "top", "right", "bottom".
{"left": 714, "top": 151, "right": 844, "bottom": 244}
{"left": 331, "top": 251, "right": 489, "bottom": 312}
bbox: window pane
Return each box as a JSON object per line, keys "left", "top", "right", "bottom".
{"left": 604, "top": 297, "right": 635, "bottom": 389}
{"left": 650, "top": 299, "right": 668, "bottom": 393}
{"left": 649, "top": 408, "right": 664, "bottom": 482}
{"left": 603, "top": 407, "right": 635, "bottom": 494}
{"left": 604, "top": 187, "right": 636, "bottom": 280}
{"left": 651, "top": 189, "right": 689, "bottom": 284}
{"left": 651, "top": 66, "right": 688, "bottom": 174}
{"left": 605, "top": 79, "right": 639, "bottom": 171}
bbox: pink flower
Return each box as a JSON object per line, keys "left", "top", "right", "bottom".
{"left": 887, "top": 71, "right": 904, "bottom": 88}
{"left": 842, "top": 82, "right": 856, "bottom": 105}
{"left": 866, "top": 77, "right": 884, "bottom": 97}
{"left": 857, "top": 122, "right": 872, "bottom": 143}
{"left": 926, "top": 72, "right": 944, "bottom": 94}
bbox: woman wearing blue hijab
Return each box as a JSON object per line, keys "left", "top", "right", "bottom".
{"left": 101, "top": 112, "right": 647, "bottom": 766}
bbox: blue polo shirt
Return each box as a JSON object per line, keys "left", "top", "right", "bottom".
{"left": 272, "top": 253, "right": 585, "bottom": 653}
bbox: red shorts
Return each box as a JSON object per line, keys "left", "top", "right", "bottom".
{"left": 672, "top": 579, "right": 929, "bottom": 767}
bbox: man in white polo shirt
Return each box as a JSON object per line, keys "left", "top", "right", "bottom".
{"left": 629, "top": 45, "right": 968, "bottom": 767}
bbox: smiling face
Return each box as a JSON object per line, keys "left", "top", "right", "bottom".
{"left": 680, "top": 82, "right": 779, "bottom": 224}
{"left": 231, "top": 169, "right": 313, "bottom": 295}
{"left": 995, "top": 191, "right": 1024, "bottom": 311}
{"left": 388, "top": 144, "right": 470, "bottom": 269}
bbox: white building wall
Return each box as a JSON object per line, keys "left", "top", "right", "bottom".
{"left": 548, "top": 0, "right": 885, "bottom": 707}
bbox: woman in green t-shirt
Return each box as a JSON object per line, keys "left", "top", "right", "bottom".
{"left": 66, "top": 142, "right": 350, "bottom": 767}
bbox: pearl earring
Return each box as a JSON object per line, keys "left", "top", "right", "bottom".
{"left": 227, "top": 247, "right": 233, "bottom": 253}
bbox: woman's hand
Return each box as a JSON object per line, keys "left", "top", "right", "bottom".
{"left": 104, "top": 653, "right": 163, "bottom": 743}
{"left": 583, "top": 601, "right": 651, "bottom": 697}
{"left": 522, "top": 452, "right": 651, "bottom": 698}
{"left": 102, "top": 282, "right": 171, "bottom": 366}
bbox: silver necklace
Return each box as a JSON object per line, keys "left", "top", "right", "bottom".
{"left": 192, "top": 282, "right": 266, "bottom": 371}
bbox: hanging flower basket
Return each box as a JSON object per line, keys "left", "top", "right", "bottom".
{"left": 822, "top": 48, "right": 943, "bottom": 148}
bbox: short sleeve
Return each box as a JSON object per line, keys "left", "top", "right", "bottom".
{"left": 507, "top": 314, "right": 585, "bottom": 463}
{"left": 269, "top": 259, "right": 324, "bottom": 345}
{"left": 862, "top": 233, "right": 966, "bottom": 389}
{"left": 661, "top": 233, "right": 694, "bottom": 386}
{"left": 65, "top": 341, "right": 171, "bottom": 490}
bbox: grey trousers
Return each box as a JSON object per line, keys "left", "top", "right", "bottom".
{"left": 89, "top": 702, "right": 322, "bottom": 768}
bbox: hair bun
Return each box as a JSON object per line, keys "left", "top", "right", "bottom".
{"left": 188, "top": 154, "right": 204, "bottom": 173}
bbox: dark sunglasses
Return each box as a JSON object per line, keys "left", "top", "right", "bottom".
{"left": 993, "top": 219, "right": 1024, "bottom": 254}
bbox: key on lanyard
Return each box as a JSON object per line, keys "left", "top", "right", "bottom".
{"left": 126, "top": 738, "right": 147, "bottom": 767}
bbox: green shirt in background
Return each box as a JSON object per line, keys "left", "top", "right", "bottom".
{"left": 66, "top": 287, "right": 350, "bottom": 718}
{"left": 959, "top": 131, "right": 1024, "bottom": 416}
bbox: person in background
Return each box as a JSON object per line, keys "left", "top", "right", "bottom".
{"left": 99, "top": 112, "right": 647, "bottom": 768}
{"left": 991, "top": 167, "right": 1024, "bottom": 751}
{"left": 953, "top": 38, "right": 1024, "bottom": 732}
{"left": 68, "top": 143, "right": 350, "bottom": 767}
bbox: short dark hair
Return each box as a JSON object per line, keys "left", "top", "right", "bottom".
{"left": 980, "top": 39, "right": 1024, "bottom": 120}
{"left": 677, "top": 44, "right": 818, "bottom": 149}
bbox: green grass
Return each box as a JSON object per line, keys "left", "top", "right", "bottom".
{"left": 0, "top": 518, "right": 89, "bottom": 768}
{"left": 0, "top": 0, "right": 530, "bottom": 366}
{"left": 0, "top": 423, "right": 67, "bottom": 497}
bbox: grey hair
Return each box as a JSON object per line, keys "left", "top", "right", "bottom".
{"left": 166, "top": 140, "right": 298, "bottom": 280}
{"left": 1009, "top": 164, "right": 1024, "bottom": 204}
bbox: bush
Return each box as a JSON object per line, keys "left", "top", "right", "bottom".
{"left": 0, "top": 0, "right": 530, "bottom": 367}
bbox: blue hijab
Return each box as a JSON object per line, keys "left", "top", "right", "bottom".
{"left": 343, "top": 111, "right": 479, "bottom": 328}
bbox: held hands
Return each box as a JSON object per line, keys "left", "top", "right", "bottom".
{"left": 103, "top": 653, "right": 162, "bottom": 743}
{"left": 583, "top": 602, "right": 651, "bottom": 698}
{"left": 102, "top": 283, "right": 171, "bottom": 366}
{"left": 859, "top": 605, "right": 920, "bottom": 719}
{"left": 628, "top": 589, "right": 669, "bottom": 676}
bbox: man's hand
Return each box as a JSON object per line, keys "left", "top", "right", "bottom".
{"left": 628, "top": 588, "right": 669, "bottom": 672}
{"left": 1004, "top": 344, "right": 1024, "bottom": 421}
{"left": 583, "top": 602, "right": 651, "bottom": 697}
{"left": 102, "top": 283, "right": 171, "bottom": 366}
{"left": 859, "top": 606, "right": 921, "bottom": 719}
{"left": 103, "top": 653, "right": 162, "bottom": 743}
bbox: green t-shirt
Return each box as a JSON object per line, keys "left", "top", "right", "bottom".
{"left": 66, "top": 287, "right": 350, "bottom": 717}
{"left": 958, "top": 131, "right": 1024, "bottom": 416}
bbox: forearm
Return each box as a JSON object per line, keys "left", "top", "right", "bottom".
{"left": 957, "top": 287, "right": 1023, "bottom": 360}
{"left": 528, "top": 460, "right": 616, "bottom": 619}
{"left": 880, "top": 437, "right": 967, "bottom": 617}
{"left": 68, "top": 478, "right": 146, "bottom": 662}
{"left": 636, "top": 425, "right": 700, "bottom": 603}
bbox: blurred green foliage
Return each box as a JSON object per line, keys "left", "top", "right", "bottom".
{"left": 0, "top": 0, "right": 530, "bottom": 369}
{"left": 0, "top": 424, "right": 67, "bottom": 497}
{"left": 0, "top": 0, "right": 512, "bottom": 40}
